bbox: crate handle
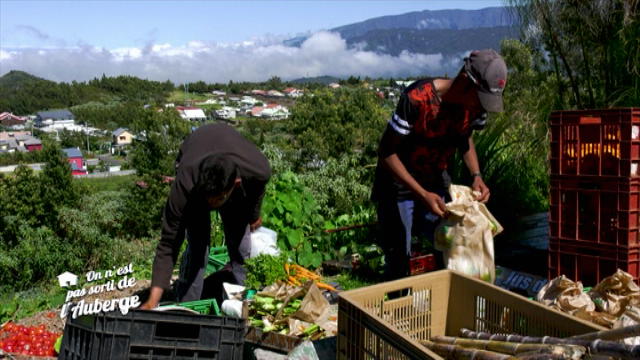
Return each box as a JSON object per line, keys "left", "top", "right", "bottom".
{"left": 384, "top": 287, "right": 413, "bottom": 302}
{"left": 155, "top": 322, "right": 200, "bottom": 339}
{"left": 580, "top": 116, "right": 601, "bottom": 124}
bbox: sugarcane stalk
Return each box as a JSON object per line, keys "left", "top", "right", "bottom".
{"left": 515, "top": 351, "right": 571, "bottom": 360}
{"left": 460, "top": 328, "right": 640, "bottom": 359}
{"left": 420, "top": 340, "right": 517, "bottom": 360}
{"left": 432, "top": 336, "right": 585, "bottom": 360}
{"left": 569, "top": 324, "right": 640, "bottom": 341}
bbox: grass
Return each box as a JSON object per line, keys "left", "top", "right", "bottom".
{"left": 75, "top": 174, "right": 136, "bottom": 193}
{"left": 329, "top": 272, "right": 376, "bottom": 291}
{"left": 167, "top": 90, "right": 212, "bottom": 104}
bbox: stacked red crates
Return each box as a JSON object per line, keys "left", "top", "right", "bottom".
{"left": 549, "top": 108, "right": 640, "bottom": 285}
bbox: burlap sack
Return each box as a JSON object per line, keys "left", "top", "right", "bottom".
{"left": 589, "top": 269, "right": 640, "bottom": 317}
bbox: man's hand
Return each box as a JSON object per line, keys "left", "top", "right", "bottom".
{"left": 250, "top": 216, "right": 262, "bottom": 232}
{"left": 139, "top": 286, "right": 164, "bottom": 310}
{"left": 472, "top": 176, "right": 490, "bottom": 203}
{"left": 419, "top": 191, "right": 447, "bottom": 217}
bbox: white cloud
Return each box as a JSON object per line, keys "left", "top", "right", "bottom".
{"left": 0, "top": 31, "right": 462, "bottom": 83}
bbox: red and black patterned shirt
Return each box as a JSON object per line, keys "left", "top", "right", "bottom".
{"left": 373, "top": 78, "right": 476, "bottom": 201}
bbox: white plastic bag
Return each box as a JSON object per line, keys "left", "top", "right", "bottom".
{"left": 249, "top": 226, "right": 280, "bottom": 258}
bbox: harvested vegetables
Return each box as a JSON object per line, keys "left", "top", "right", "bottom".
{"left": 0, "top": 322, "right": 61, "bottom": 357}
{"left": 248, "top": 295, "right": 303, "bottom": 334}
{"left": 244, "top": 254, "right": 288, "bottom": 290}
{"left": 286, "top": 264, "right": 337, "bottom": 291}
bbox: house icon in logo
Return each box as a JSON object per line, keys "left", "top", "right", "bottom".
{"left": 57, "top": 272, "right": 78, "bottom": 287}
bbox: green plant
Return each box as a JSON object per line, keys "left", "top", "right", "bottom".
{"left": 244, "top": 254, "right": 288, "bottom": 290}
{"left": 262, "top": 171, "right": 328, "bottom": 268}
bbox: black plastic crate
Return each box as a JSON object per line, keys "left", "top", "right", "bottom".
{"left": 58, "top": 309, "right": 245, "bottom": 360}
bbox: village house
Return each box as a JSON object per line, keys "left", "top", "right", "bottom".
{"left": 211, "top": 90, "right": 226, "bottom": 97}
{"left": 63, "top": 147, "right": 87, "bottom": 175}
{"left": 35, "top": 109, "right": 75, "bottom": 128}
{"left": 112, "top": 128, "right": 133, "bottom": 146}
{"left": 176, "top": 106, "right": 208, "bottom": 122}
{"left": 328, "top": 83, "right": 341, "bottom": 89}
{"left": 283, "top": 87, "right": 304, "bottom": 98}
{"left": 0, "top": 131, "right": 42, "bottom": 153}
{"left": 0, "top": 112, "right": 28, "bottom": 128}
{"left": 266, "top": 90, "right": 285, "bottom": 98}
{"left": 250, "top": 106, "right": 264, "bottom": 117}
{"left": 214, "top": 106, "right": 237, "bottom": 122}
{"left": 261, "top": 104, "right": 290, "bottom": 120}
{"left": 240, "top": 96, "right": 258, "bottom": 107}
{"left": 250, "top": 89, "right": 267, "bottom": 96}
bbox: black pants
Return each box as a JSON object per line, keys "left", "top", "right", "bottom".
{"left": 175, "top": 199, "right": 252, "bottom": 303}
{"left": 377, "top": 190, "right": 448, "bottom": 281}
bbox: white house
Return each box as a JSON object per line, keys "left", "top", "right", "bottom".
{"left": 261, "top": 104, "right": 290, "bottom": 120}
{"left": 214, "top": 106, "right": 237, "bottom": 120}
{"left": 328, "top": 83, "right": 341, "bottom": 89}
{"left": 176, "top": 106, "right": 207, "bottom": 122}
{"left": 283, "top": 87, "right": 304, "bottom": 98}
{"left": 267, "top": 90, "right": 285, "bottom": 97}
{"left": 35, "top": 109, "right": 75, "bottom": 128}
{"left": 57, "top": 271, "right": 78, "bottom": 287}
{"left": 211, "top": 90, "right": 227, "bottom": 97}
{"left": 240, "top": 96, "right": 258, "bottom": 107}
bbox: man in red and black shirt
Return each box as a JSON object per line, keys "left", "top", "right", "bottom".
{"left": 372, "top": 49, "right": 507, "bottom": 280}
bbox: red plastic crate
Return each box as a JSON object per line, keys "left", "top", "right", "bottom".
{"left": 549, "top": 175, "right": 640, "bottom": 248}
{"left": 550, "top": 108, "right": 640, "bottom": 177}
{"left": 548, "top": 239, "right": 640, "bottom": 285}
{"left": 410, "top": 253, "right": 437, "bottom": 275}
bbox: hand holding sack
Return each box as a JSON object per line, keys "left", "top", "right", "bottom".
{"left": 435, "top": 185, "right": 503, "bottom": 282}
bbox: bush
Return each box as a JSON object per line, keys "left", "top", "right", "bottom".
{"left": 261, "top": 171, "right": 328, "bottom": 268}
{"left": 298, "top": 153, "right": 374, "bottom": 218}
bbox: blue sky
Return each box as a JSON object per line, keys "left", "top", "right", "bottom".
{"left": 0, "top": 0, "right": 505, "bottom": 83}
{"left": 1, "top": 1, "right": 503, "bottom": 48}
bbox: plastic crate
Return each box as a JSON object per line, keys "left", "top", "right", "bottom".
{"left": 550, "top": 108, "right": 640, "bottom": 177}
{"left": 58, "top": 310, "right": 245, "bottom": 360}
{"left": 337, "top": 270, "right": 602, "bottom": 360}
{"left": 206, "top": 247, "right": 230, "bottom": 274}
{"left": 409, "top": 253, "right": 437, "bottom": 275}
{"left": 549, "top": 175, "right": 640, "bottom": 248}
{"left": 160, "top": 298, "right": 221, "bottom": 315}
{"left": 548, "top": 239, "right": 640, "bottom": 285}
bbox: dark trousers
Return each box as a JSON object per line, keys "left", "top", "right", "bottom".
{"left": 175, "top": 200, "right": 252, "bottom": 302}
{"left": 377, "top": 190, "right": 448, "bottom": 281}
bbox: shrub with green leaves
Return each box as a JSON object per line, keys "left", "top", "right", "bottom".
{"left": 244, "top": 254, "right": 288, "bottom": 290}
{"left": 262, "top": 171, "right": 328, "bottom": 268}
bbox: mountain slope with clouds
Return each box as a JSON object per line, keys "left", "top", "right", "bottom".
{"left": 0, "top": 7, "right": 519, "bottom": 84}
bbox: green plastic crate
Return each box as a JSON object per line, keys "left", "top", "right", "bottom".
{"left": 161, "top": 298, "right": 220, "bottom": 315}
{"left": 206, "top": 246, "right": 230, "bottom": 274}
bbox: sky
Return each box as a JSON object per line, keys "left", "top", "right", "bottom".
{"left": 0, "top": 0, "right": 504, "bottom": 83}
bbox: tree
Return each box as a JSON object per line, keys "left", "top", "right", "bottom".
{"left": 285, "top": 88, "right": 388, "bottom": 170}
{"left": 508, "top": 0, "right": 640, "bottom": 108}
{"left": 38, "top": 141, "right": 79, "bottom": 227}
{"left": 125, "top": 108, "right": 190, "bottom": 237}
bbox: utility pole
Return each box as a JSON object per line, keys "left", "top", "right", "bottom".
{"left": 85, "top": 122, "right": 90, "bottom": 153}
